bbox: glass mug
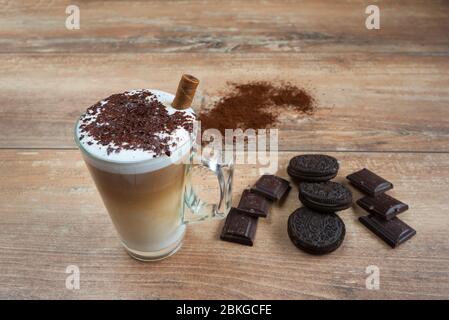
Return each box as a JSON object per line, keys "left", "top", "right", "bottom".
{"left": 74, "top": 90, "right": 233, "bottom": 261}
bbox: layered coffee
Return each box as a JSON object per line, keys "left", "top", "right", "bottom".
{"left": 75, "top": 89, "right": 195, "bottom": 257}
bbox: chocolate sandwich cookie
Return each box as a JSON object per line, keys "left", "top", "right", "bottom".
{"left": 237, "top": 189, "right": 272, "bottom": 218}
{"left": 288, "top": 207, "right": 345, "bottom": 255}
{"left": 359, "top": 214, "right": 416, "bottom": 248}
{"left": 346, "top": 168, "right": 393, "bottom": 197}
{"left": 298, "top": 181, "right": 353, "bottom": 212}
{"left": 251, "top": 174, "right": 291, "bottom": 201}
{"left": 357, "top": 193, "right": 409, "bottom": 220}
{"left": 220, "top": 208, "right": 258, "bottom": 246}
{"left": 287, "top": 154, "right": 339, "bottom": 182}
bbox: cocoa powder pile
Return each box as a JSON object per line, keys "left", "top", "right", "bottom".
{"left": 198, "top": 81, "right": 315, "bottom": 134}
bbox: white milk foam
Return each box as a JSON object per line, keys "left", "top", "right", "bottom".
{"left": 75, "top": 89, "right": 195, "bottom": 174}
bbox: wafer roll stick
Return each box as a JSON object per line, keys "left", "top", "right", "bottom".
{"left": 172, "top": 74, "right": 199, "bottom": 110}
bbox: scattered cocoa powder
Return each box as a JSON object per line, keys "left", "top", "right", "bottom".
{"left": 198, "top": 81, "right": 315, "bottom": 135}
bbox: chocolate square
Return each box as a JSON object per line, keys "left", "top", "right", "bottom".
{"left": 251, "top": 175, "right": 291, "bottom": 201}
{"left": 359, "top": 214, "right": 416, "bottom": 248}
{"left": 357, "top": 193, "right": 409, "bottom": 220}
{"left": 237, "top": 189, "right": 272, "bottom": 218}
{"left": 346, "top": 168, "right": 393, "bottom": 196}
{"left": 220, "top": 208, "right": 258, "bottom": 246}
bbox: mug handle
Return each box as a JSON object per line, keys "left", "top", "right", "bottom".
{"left": 183, "top": 148, "right": 234, "bottom": 223}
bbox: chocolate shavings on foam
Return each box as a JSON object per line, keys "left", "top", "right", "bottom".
{"left": 79, "top": 90, "right": 194, "bottom": 157}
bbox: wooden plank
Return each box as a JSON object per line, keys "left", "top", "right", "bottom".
{"left": 0, "top": 0, "right": 448, "bottom": 54}
{"left": 0, "top": 150, "right": 448, "bottom": 299}
{"left": 0, "top": 52, "right": 448, "bottom": 151}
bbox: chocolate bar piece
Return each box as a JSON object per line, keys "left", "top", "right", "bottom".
{"left": 357, "top": 193, "right": 408, "bottom": 220}
{"left": 346, "top": 168, "right": 393, "bottom": 196}
{"left": 220, "top": 208, "right": 258, "bottom": 246}
{"left": 251, "top": 174, "right": 291, "bottom": 201}
{"left": 359, "top": 214, "right": 416, "bottom": 248}
{"left": 237, "top": 189, "right": 271, "bottom": 218}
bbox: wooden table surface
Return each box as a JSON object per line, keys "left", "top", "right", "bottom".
{"left": 1, "top": 0, "right": 448, "bottom": 300}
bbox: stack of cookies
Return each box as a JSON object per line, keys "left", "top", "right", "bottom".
{"left": 287, "top": 154, "right": 353, "bottom": 255}
{"left": 347, "top": 168, "right": 416, "bottom": 248}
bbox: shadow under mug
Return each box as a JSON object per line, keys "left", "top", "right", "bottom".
{"left": 74, "top": 91, "right": 233, "bottom": 261}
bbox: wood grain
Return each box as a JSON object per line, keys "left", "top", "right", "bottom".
{"left": 0, "top": 0, "right": 448, "bottom": 54}
{"left": 1, "top": 52, "right": 448, "bottom": 151}
{"left": 0, "top": 0, "right": 448, "bottom": 301}
{"left": 0, "top": 150, "right": 448, "bottom": 299}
